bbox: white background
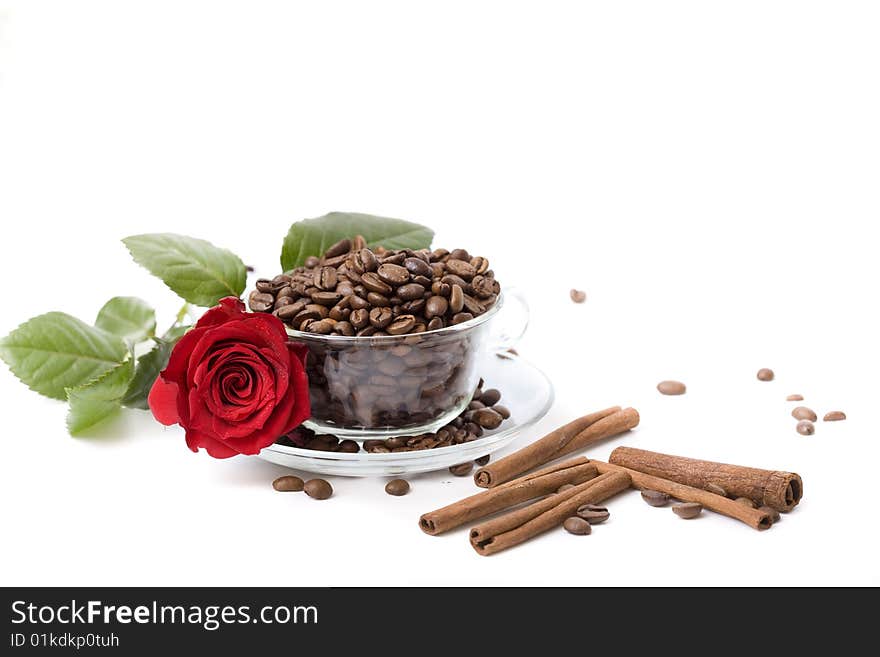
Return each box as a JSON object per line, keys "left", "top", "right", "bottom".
{"left": 1, "top": 0, "right": 877, "bottom": 586}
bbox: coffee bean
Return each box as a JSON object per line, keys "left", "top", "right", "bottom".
{"left": 705, "top": 483, "right": 728, "bottom": 498}
{"left": 424, "top": 295, "right": 449, "bottom": 319}
{"left": 350, "top": 308, "right": 370, "bottom": 329}
{"left": 361, "top": 272, "right": 392, "bottom": 295}
{"left": 823, "top": 411, "right": 846, "bottom": 421}
{"left": 479, "top": 388, "right": 501, "bottom": 406}
{"left": 576, "top": 504, "right": 610, "bottom": 524}
{"left": 377, "top": 263, "right": 410, "bottom": 286}
{"left": 369, "top": 307, "right": 393, "bottom": 329}
{"left": 557, "top": 484, "right": 575, "bottom": 493}
{"left": 337, "top": 439, "right": 360, "bottom": 453}
{"left": 792, "top": 406, "right": 817, "bottom": 422}
{"left": 248, "top": 291, "right": 275, "bottom": 312}
{"left": 470, "top": 256, "right": 489, "bottom": 274}
{"left": 303, "top": 479, "right": 333, "bottom": 500}
{"left": 451, "top": 312, "right": 474, "bottom": 325}
{"left": 272, "top": 475, "right": 304, "bottom": 492}
{"left": 397, "top": 283, "right": 425, "bottom": 301}
{"left": 311, "top": 291, "right": 342, "bottom": 306}
{"left": 403, "top": 257, "right": 433, "bottom": 278}
{"left": 757, "top": 368, "right": 775, "bottom": 381}
{"left": 385, "top": 479, "right": 410, "bottom": 496}
{"left": 570, "top": 289, "right": 586, "bottom": 303}
{"left": 304, "top": 255, "right": 320, "bottom": 268}
{"left": 641, "top": 490, "right": 670, "bottom": 507}
{"left": 427, "top": 317, "right": 445, "bottom": 331}
{"left": 796, "top": 420, "right": 815, "bottom": 435}
{"left": 475, "top": 455, "right": 490, "bottom": 466}
{"left": 335, "top": 321, "right": 355, "bottom": 336}
{"left": 449, "top": 284, "right": 465, "bottom": 313}
{"left": 563, "top": 517, "right": 592, "bottom": 535}
{"left": 366, "top": 292, "right": 391, "bottom": 307}
{"left": 672, "top": 502, "right": 702, "bottom": 519}
{"left": 786, "top": 394, "right": 804, "bottom": 401}
{"left": 313, "top": 266, "right": 338, "bottom": 290}
{"left": 387, "top": 314, "right": 416, "bottom": 335}
{"left": 493, "top": 405, "right": 511, "bottom": 419}
{"left": 657, "top": 380, "right": 686, "bottom": 395}
{"left": 472, "top": 408, "right": 504, "bottom": 429}
{"left": 449, "top": 462, "right": 473, "bottom": 476}
{"left": 735, "top": 497, "right": 757, "bottom": 508}
{"left": 759, "top": 506, "right": 781, "bottom": 524}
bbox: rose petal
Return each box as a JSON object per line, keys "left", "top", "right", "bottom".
{"left": 195, "top": 297, "right": 247, "bottom": 329}
{"left": 184, "top": 428, "right": 241, "bottom": 458}
{"left": 148, "top": 376, "right": 181, "bottom": 426}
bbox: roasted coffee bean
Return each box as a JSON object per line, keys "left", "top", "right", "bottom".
{"left": 449, "top": 462, "right": 473, "bottom": 476}
{"left": 444, "top": 258, "right": 477, "bottom": 280}
{"left": 449, "top": 284, "right": 465, "bottom": 313}
{"left": 475, "top": 455, "right": 490, "bottom": 466}
{"left": 303, "top": 479, "right": 333, "bottom": 500}
{"left": 706, "top": 483, "right": 728, "bottom": 498}
{"left": 792, "top": 406, "right": 817, "bottom": 422}
{"left": 311, "top": 291, "right": 342, "bottom": 306}
{"left": 304, "top": 255, "right": 320, "bottom": 268}
{"left": 385, "top": 479, "right": 411, "bottom": 496}
{"left": 328, "top": 305, "right": 349, "bottom": 321}
{"left": 397, "top": 283, "right": 425, "bottom": 300}
{"left": 427, "top": 317, "right": 445, "bottom": 331}
{"left": 824, "top": 411, "right": 846, "bottom": 421}
{"left": 432, "top": 280, "right": 451, "bottom": 297}
{"left": 757, "top": 368, "right": 775, "bottom": 381}
{"left": 493, "top": 405, "right": 511, "bottom": 419}
{"left": 369, "top": 307, "right": 393, "bottom": 329}
{"left": 424, "top": 295, "right": 449, "bottom": 319}
{"left": 557, "top": 484, "right": 575, "bottom": 493}
{"left": 570, "top": 288, "right": 587, "bottom": 303}
{"left": 379, "top": 252, "right": 406, "bottom": 266}
{"left": 387, "top": 314, "right": 416, "bottom": 335}
{"left": 307, "top": 319, "right": 335, "bottom": 335}
{"left": 348, "top": 293, "right": 369, "bottom": 310}
{"left": 451, "top": 312, "right": 474, "bottom": 325}
{"left": 366, "top": 292, "right": 391, "bottom": 307}
{"left": 313, "top": 266, "right": 338, "bottom": 290}
{"left": 641, "top": 490, "right": 670, "bottom": 507}
{"left": 786, "top": 394, "right": 804, "bottom": 401}
{"left": 404, "top": 257, "right": 433, "bottom": 278}
{"left": 248, "top": 291, "right": 275, "bottom": 312}
{"left": 470, "top": 256, "right": 489, "bottom": 274}
{"left": 471, "top": 408, "right": 503, "bottom": 429}
{"left": 353, "top": 248, "right": 378, "bottom": 273}
{"left": 479, "top": 388, "right": 501, "bottom": 406}
{"left": 471, "top": 275, "right": 496, "bottom": 298}
{"left": 672, "top": 502, "right": 702, "bottom": 519}
{"left": 334, "top": 321, "right": 355, "bottom": 336}
{"left": 735, "top": 497, "right": 757, "bottom": 508}
{"left": 384, "top": 437, "right": 406, "bottom": 449}
{"left": 377, "top": 263, "right": 410, "bottom": 286}
{"left": 337, "top": 439, "right": 360, "bottom": 453}
{"left": 563, "top": 517, "right": 592, "bottom": 535}
{"left": 796, "top": 420, "right": 815, "bottom": 435}
{"left": 576, "top": 504, "right": 610, "bottom": 524}
{"left": 361, "top": 272, "right": 392, "bottom": 294}
{"left": 350, "top": 308, "right": 370, "bottom": 329}
{"left": 275, "top": 303, "right": 302, "bottom": 320}
{"left": 272, "top": 475, "right": 304, "bottom": 492}
{"left": 657, "top": 380, "right": 686, "bottom": 395}
{"left": 449, "top": 248, "right": 471, "bottom": 261}
{"left": 324, "top": 238, "right": 352, "bottom": 259}
{"left": 274, "top": 296, "right": 295, "bottom": 310}
{"left": 759, "top": 506, "right": 781, "bottom": 524}
{"left": 399, "top": 298, "right": 427, "bottom": 315}
{"left": 462, "top": 294, "right": 484, "bottom": 315}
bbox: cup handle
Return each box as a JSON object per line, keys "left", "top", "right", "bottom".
{"left": 489, "top": 286, "right": 529, "bottom": 353}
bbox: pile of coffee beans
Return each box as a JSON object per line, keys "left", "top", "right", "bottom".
{"left": 248, "top": 236, "right": 501, "bottom": 336}
{"left": 274, "top": 381, "right": 510, "bottom": 453}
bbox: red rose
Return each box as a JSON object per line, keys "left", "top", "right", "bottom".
{"left": 148, "top": 297, "right": 310, "bottom": 458}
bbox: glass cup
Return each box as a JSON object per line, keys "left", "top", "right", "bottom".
{"left": 288, "top": 289, "right": 529, "bottom": 438}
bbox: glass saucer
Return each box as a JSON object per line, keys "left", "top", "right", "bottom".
{"left": 255, "top": 352, "right": 554, "bottom": 477}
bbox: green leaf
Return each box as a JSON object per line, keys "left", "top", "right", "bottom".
{"left": 0, "top": 313, "right": 128, "bottom": 400}
{"left": 95, "top": 296, "right": 156, "bottom": 343}
{"left": 120, "top": 325, "right": 190, "bottom": 410}
{"left": 122, "top": 233, "right": 247, "bottom": 307}
{"left": 281, "top": 212, "right": 434, "bottom": 271}
{"left": 66, "top": 359, "right": 134, "bottom": 435}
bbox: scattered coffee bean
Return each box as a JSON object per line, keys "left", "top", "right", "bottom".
{"left": 475, "top": 455, "right": 490, "bottom": 466}
{"left": 557, "top": 484, "right": 576, "bottom": 494}
{"left": 569, "top": 289, "right": 586, "bottom": 303}
{"left": 563, "top": 517, "right": 592, "bottom": 535}
{"left": 576, "top": 504, "right": 610, "bottom": 524}
{"left": 734, "top": 497, "right": 757, "bottom": 508}
{"left": 672, "top": 502, "right": 703, "bottom": 519}
{"left": 796, "top": 420, "right": 815, "bottom": 435}
{"left": 705, "top": 483, "right": 728, "bottom": 498}
{"left": 303, "top": 479, "right": 333, "bottom": 500}
{"left": 641, "top": 490, "right": 670, "bottom": 507}
{"left": 759, "top": 505, "right": 781, "bottom": 524}
{"left": 786, "top": 394, "right": 804, "bottom": 401}
{"left": 823, "top": 411, "right": 846, "bottom": 422}
{"left": 792, "top": 406, "right": 818, "bottom": 422}
{"left": 757, "top": 368, "right": 775, "bottom": 381}
{"left": 493, "top": 405, "right": 511, "bottom": 419}
{"left": 384, "top": 479, "right": 410, "bottom": 496}
{"left": 272, "top": 475, "right": 304, "bottom": 492}
{"left": 479, "top": 388, "right": 501, "bottom": 406}
{"left": 471, "top": 408, "right": 504, "bottom": 429}
{"left": 449, "top": 462, "right": 473, "bottom": 476}
{"left": 657, "top": 380, "right": 686, "bottom": 395}
{"left": 337, "top": 439, "right": 359, "bottom": 453}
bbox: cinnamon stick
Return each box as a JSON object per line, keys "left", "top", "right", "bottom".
{"left": 474, "top": 407, "right": 639, "bottom": 488}
{"left": 419, "top": 458, "right": 598, "bottom": 536}
{"left": 609, "top": 447, "right": 803, "bottom": 513}
{"left": 469, "top": 470, "right": 631, "bottom": 556}
{"left": 592, "top": 460, "right": 774, "bottom": 530}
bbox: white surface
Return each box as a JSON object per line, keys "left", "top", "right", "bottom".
{"left": 0, "top": 0, "right": 877, "bottom": 586}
